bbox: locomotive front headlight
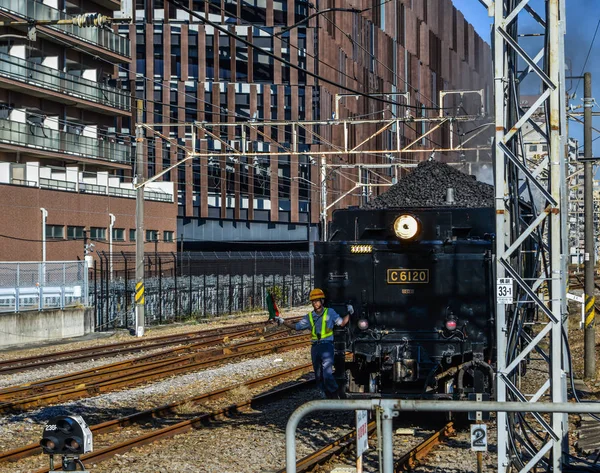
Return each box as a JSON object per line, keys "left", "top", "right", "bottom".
{"left": 393, "top": 214, "right": 419, "bottom": 240}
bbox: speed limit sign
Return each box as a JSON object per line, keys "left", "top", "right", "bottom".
{"left": 497, "top": 278, "right": 513, "bottom": 304}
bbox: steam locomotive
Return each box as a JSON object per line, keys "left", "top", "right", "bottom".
{"left": 314, "top": 206, "right": 496, "bottom": 399}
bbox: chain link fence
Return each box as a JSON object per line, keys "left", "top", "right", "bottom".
{"left": 0, "top": 261, "right": 88, "bottom": 312}
{"left": 91, "top": 251, "right": 313, "bottom": 331}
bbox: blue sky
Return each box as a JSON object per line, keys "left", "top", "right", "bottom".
{"left": 452, "top": 0, "right": 600, "bottom": 161}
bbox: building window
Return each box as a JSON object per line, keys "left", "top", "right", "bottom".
{"left": 530, "top": 145, "right": 538, "bottom": 152}
{"left": 112, "top": 228, "right": 125, "bottom": 241}
{"left": 146, "top": 230, "right": 159, "bottom": 242}
{"left": 130, "top": 229, "right": 136, "bottom": 241}
{"left": 542, "top": 145, "right": 548, "bottom": 152}
{"left": 164, "top": 231, "right": 174, "bottom": 243}
{"left": 90, "top": 227, "right": 106, "bottom": 240}
{"left": 67, "top": 226, "right": 84, "bottom": 240}
{"left": 46, "top": 225, "right": 64, "bottom": 239}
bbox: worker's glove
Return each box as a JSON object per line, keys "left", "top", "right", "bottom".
{"left": 275, "top": 316, "right": 285, "bottom": 326}
{"left": 346, "top": 304, "right": 354, "bottom": 315}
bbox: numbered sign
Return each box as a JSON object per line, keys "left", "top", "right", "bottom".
{"left": 471, "top": 424, "right": 488, "bottom": 452}
{"left": 497, "top": 278, "right": 513, "bottom": 304}
{"left": 356, "top": 410, "right": 369, "bottom": 457}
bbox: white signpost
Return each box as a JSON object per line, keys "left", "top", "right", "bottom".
{"left": 497, "top": 277, "right": 514, "bottom": 304}
{"left": 471, "top": 423, "right": 488, "bottom": 452}
{"left": 356, "top": 410, "right": 369, "bottom": 473}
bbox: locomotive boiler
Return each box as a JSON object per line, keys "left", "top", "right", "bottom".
{"left": 314, "top": 206, "right": 495, "bottom": 399}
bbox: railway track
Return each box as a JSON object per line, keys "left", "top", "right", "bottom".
{"left": 277, "top": 421, "right": 456, "bottom": 473}
{"left": 0, "top": 363, "right": 313, "bottom": 466}
{"left": 0, "top": 318, "right": 300, "bottom": 375}
{"left": 0, "top": 332, "right": 310, "bottom": 413}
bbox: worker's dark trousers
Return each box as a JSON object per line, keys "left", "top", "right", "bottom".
{"left": 311, "top": 341, "right": 337, "bottom": 395}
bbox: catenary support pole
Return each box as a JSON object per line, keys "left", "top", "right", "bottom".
{"left": 584, "top": 71, "right": 595, "bottom": 379}
{"left": 135, "top": 99, "right": 145, "bottom": 337}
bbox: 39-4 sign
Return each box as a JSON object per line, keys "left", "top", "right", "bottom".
{"left": 497, "top": 278, "right": 514, "bottom": 304}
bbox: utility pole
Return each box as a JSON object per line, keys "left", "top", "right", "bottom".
{"left": 135, "top": 99, "right": 145, "bottom": 337}
{"left": 584, "top": 72, "right": 595, "bottom": 379}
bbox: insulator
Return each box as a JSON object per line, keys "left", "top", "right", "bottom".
{"left": 72, "top": 13, "right": 109, "bottom": 28}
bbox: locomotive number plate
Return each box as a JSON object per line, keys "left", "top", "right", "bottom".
{"left": 387, "top": 269, "right": 429, "bottom": 284}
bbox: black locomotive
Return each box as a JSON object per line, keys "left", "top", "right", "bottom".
{"left": 314, "top": 206, "right": 495, "bottom": 399}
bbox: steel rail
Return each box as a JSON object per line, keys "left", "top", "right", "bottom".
{"left": 29, "top": 377, "right": 315, "bottom": 472}
{"left": 394, "top": 422, "right": 455, "bottom": 471}
{"left": 275, "top": 421, "right": 377, "bottom": 473}
{"left": 0, "top": 363, "right": 313, "bottom": 464}
{"left": 0, "top": 329, "right": 262, "bottom": 400}
{"left": 276, "top": 420, "right": 455, "bottom": 472}
{"left": 0, "top": 320, "right": 284, "bottom": 374}
{"left": 0, "top": 334, "right": 311, "bottom": 412}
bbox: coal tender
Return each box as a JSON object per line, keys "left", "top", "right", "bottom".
{"left": 315, "top": 161, "right": 495, "bottom": 398}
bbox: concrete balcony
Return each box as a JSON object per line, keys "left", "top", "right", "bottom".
{"left": 0, "top": 53, "right": 130, "bottom": 115}
{"left": 0, "top": 162, "right": 174, "bottom": 203}
{"left": 0, "top": 118, "right": 131, "bottom": 167}
{"left": 0, "top": 0, "right": 130, "bottom": 62}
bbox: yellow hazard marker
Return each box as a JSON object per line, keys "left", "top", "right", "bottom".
{"left": 585, "top": 294, "right": 595, "bottom": 328}
{"left": 135, "top": 282, "right": 145, "bottom": 305}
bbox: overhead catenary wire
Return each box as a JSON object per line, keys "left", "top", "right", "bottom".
{"left": 165, "top": 0, "right": 455, "bottom": 112}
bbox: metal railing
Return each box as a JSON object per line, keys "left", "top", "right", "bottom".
{"left": 109, "top": 186, "right": 174, "bottom": 202}
{"left": 0, "top": 118, "right": 131, "bottom": 164}
{"left": 80, "top": 183, "right": 107, "bottom": 195}
{"left": 0, "top": 261, "right": 89, "bottom": 312}
{"left": 92, "top": 251, "right": 313, "bottom": 330}
{"left": 0, "top": 52, "right": 130, "bottom": 111}
{"left": 0, "top": 0, "right": 130, "bottom": 58}
{"left": 286, "top": 399, "right": 600, "bottom": 473}
{"left": 40, "top": 177, "right": 76, "bottom": 191}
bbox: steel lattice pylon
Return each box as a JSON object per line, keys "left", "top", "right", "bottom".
{"left": 489, "top": 0, "right": 569, "bottom": 471}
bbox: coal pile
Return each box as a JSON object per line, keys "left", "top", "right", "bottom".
{"left": 365, "top": 160, "right": 494, "bottom": 209}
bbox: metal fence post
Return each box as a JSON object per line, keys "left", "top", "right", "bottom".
{"left": 122, "top": 252, "right": 128, "bottom": 329}
{"left": 173, "top": 252, "right": 179, "bottom": 321}
{"left": 15, "top": 262, "right": 20, "bottom": 312}
{"left": 61, "top": 262, "right": 66, "bottom": 309}
{"left": 158, "top": 256, "right": 163, "bottom": 324}
{"left": 216, "top": 264, "right": 220, "bottom": 316}
{"left": 38, "top": 262, "right": 43, "bottom": 311}
{"left": 188, "top": 253, "right": 192, "bottom": 318}
{"left": 203, "top": 272, "right": 207, "bottom": 317}
{"left": 105, "top": 255, "right": 110, "bottom": 329}
{"left": 228, "top": 261, "right": 233, "bottom": 315}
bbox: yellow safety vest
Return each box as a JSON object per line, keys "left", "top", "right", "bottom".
{"left": 308, "top": 308, "right": 333, "bottom": 341}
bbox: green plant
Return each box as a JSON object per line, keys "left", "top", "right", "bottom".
{"left": 268, "top": 285, "right": 284, "bottom": 305}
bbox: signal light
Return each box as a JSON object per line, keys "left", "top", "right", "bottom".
{"left": 358, "top": 319, "right": 369, "bottom": 330}
{"left": 40, "top": 415, "right": 93, "bottom": 471}
{"left": 350, "top": 244, "right": 373, "bottom": 254}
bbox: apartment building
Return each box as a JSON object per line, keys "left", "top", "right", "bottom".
{"left": 119, "top": 0, "right": 492, "bottom": 251}
{"left": 0, "top": 0, "right": 177, "bottom": 262}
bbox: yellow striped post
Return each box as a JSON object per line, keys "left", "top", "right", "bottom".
{"left": 135, "top": 281, "right": 145, "bottom": 306}
{"left": 585, "top": 295, "right": 595, "bottom": 329}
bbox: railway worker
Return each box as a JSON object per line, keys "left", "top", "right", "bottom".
{"left": 275, "top": 288, "right": 352, "bottom": 398}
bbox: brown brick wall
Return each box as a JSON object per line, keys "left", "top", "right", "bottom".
{"left": 0, "top": 185, "right": 177, "bottom": 262}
